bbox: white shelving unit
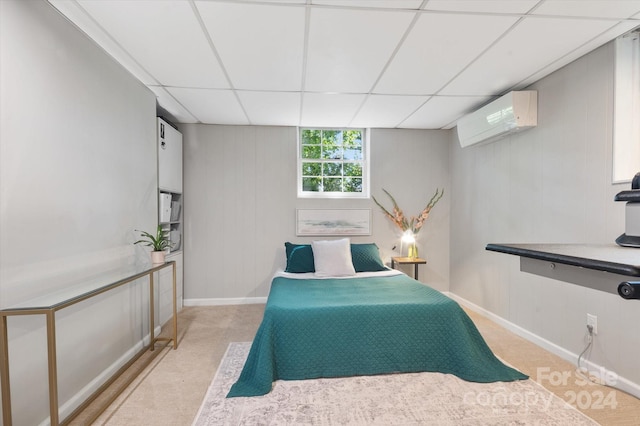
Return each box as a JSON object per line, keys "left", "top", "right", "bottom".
{"left": 159, "top": 191, "right": 182, "bottom": 253}
{"left": 157, "top": 117, "right": 183, "bottom": 322}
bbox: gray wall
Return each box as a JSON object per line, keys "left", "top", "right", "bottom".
{"left": 0, "top": 1, "right": 157, "bottom": 423}
{"left": 182, "top": 125, "right": 450, "bottom": 302}
{"left": 450, "top": 43, "right": 640, "bottom": 390}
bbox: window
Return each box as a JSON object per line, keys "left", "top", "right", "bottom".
{"left": 298, "top": 128, "right": 369, "bottom": 198}
{"left": 613, "top": 30, "right": 640, "bottom": 183}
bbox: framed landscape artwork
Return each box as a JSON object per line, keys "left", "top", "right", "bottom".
{"left": 296, "top": 209, "right": 371, "bottom": 236}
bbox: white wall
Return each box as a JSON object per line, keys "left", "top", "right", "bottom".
{"left": 182, "top": 125, "right": 450, "bottom": 302}
{"left": 0, "top": 1, "right": 157, "bottom": 424}
{"left": 450, "top": 42, "right": 640, "bottom": 392}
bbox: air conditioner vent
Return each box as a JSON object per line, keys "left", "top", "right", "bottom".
{"left": 456, "top": 91, "right": 538, "bottom": 148}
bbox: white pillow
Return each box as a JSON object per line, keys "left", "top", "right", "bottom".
{"left": 312, "top": 238, "right": 356, "bottom": 277}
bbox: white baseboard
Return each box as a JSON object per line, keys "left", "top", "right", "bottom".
{"left": 445, "top": 291, "right": 640, "bottom": 399}
{"left": 184, "top": 297, "right": 268, "bottom": 306}
{"left": 43, "top": 326, "right": 162, "bottom": 426}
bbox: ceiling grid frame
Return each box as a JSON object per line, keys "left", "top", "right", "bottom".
{"left": 347, "top": 0, "right": 430, "bottom": 128}
{"left": 299, "top": 2, "right": 314, "bottom": 128}
{"left": 397, "top": 2, "right": 541, "bottom": 129}
{"left": 47, "top": 0, "right": 640, "bottom": 129}
{"left": 188, "top": 0, "right": 252, "bottom": 125}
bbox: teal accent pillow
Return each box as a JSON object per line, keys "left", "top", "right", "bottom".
{"left": 285, "top": 242, "right": 386, "bottom": 273}
{"left": 284, "top": 242, "right": 315, "bottom": 273}
{"left": 351, "top": 243, "right": 387, "bottom": 272}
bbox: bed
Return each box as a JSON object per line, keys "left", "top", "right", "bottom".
{"left": 227, "top": 241, "right": 527, "bottom": 398}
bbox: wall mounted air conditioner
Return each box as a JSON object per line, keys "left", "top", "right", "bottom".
{"left": 456, "top": 91, "right": 538, "bottom": 148}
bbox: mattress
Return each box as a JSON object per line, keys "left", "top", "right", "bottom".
{"left": 227, "top": 271, "right": 527, "bottom": 397}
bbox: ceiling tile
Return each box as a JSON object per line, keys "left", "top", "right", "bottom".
{"left": 196, "top": 1, "right": 305, "bottom": 91}
{"left": 304, "top": 7, "right": 414, "bottom": 93}
{"left": 375, "top": 12, "right": 519, "bottom": 95}
{"left": 399, "top": 96, "right": 494, "bottom": 129}
{"left": 311, "top": 0, "right": 424, "bottom": 9}
{"left": 254, "top": 0, "right": 307, "bottom": 3}
{"left": 441, "top": 17, "right": 618, "bottom": 96}
{"left": 77, "top": 0, "right": 228, "bottom": 88}
{"left": 350, "top": 95, "right": 429, "bottom": 128}
{"left": 532, "top": 1, "right": 640, "bottom": 19}
{"left": 166, "top": 88, "right": 249, "bottom": 125}
{"left": 516, "top": 20, "right": 640, "bottom": 89}
{"left": 237, "top": 91, "right": 301, "bottom": 126}
{"left": 301, "top": 93, "right": 367, "bottom": 127}
{"left": 424, "top": 0, "right": 539, "bottom": 14}
{"left": 48, "top": 0, "right": 640, "bottom": 129}
{"left": 148, "top": 86, "right": 198, "bottom": 123}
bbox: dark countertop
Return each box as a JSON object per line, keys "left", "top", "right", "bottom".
{"left": 486, "top": 243, "right": 640, "bottom": 277}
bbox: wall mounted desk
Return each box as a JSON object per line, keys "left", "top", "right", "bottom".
{"left": 486, "top": 243, "right": 640, "bottom": 296}
{"left": 0, "top": 261, "right": 177, "bottom": 426}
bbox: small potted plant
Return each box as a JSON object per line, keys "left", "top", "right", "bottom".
{"left": 134, "top": 225, "right": 172, "bottom": 264}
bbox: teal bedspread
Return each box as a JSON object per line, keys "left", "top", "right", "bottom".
{"left": 227, "top": 273, "right": 527, "bottom": 397}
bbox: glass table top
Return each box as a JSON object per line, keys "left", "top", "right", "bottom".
{"left": 1, "top": 261, "right": 174, "bottom": 312}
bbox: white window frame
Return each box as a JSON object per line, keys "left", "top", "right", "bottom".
{"left": 297, "top": 127, "right": 370, "bottom": 199}
{"left": 613, "top": 30, "right": 640, "bottom": 183}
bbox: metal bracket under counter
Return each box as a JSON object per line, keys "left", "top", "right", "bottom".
{"left": 486, "top": 243, "right": 640, "bottom": 299}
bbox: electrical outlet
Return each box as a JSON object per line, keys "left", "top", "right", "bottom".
{"left": 587, "top": 313, "right": 598, "bottom": 335}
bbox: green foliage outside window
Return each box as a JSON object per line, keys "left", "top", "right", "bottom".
{"left": 300, "top": 128, "right": 365, "bottom": 194}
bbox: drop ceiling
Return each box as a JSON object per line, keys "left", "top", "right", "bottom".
{"left": 48, "top": 0, "right": 640, "bottom": 129}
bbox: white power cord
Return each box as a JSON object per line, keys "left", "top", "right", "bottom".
{"left": 576, "top": 324, "right": 593, "bottom": 379}
{"left": 574, "top": 325, "right": 632, "bottom": 403}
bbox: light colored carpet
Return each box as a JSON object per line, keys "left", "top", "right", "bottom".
{"left": 193, "top": 342, "right": 598, "bottom": 426}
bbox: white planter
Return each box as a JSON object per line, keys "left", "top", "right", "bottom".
{"left": 151, "top": 251, "right": 166, "bottom": 264}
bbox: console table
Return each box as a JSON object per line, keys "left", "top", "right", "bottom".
{"left": 0, "top": 261, "right": 178, "bottom": 426}
{"left": 486, "top": 243, "right": 640, "bottom": 297}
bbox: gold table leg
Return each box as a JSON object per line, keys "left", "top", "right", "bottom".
{"left": 46, "top": 311, "right": 59, "bottom": 426}
{"left": 172, "top": 262, "right": 178, "bottom": 349}
{"left": 149, "top": 273, "right": 155, "bottom": 351}
{"left": 1, "top": 314, "right": 12, "bottom": 426}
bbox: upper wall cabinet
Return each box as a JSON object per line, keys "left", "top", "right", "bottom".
{"left": 158, "top": 117, "right": 183, "bottom": 193}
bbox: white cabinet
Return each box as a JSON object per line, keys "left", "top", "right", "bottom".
{"left": 158, "top": 117, "right": 182, "bottom": 193}
{"left": 157, "top": 117, "right": 183, "bottom": 254}
{"left": 157, "top": 117, "right": 183, "bottom": 322}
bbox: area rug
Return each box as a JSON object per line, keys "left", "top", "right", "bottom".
{"left": 192, "top": 342, "right": 598, "bottom": 425}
